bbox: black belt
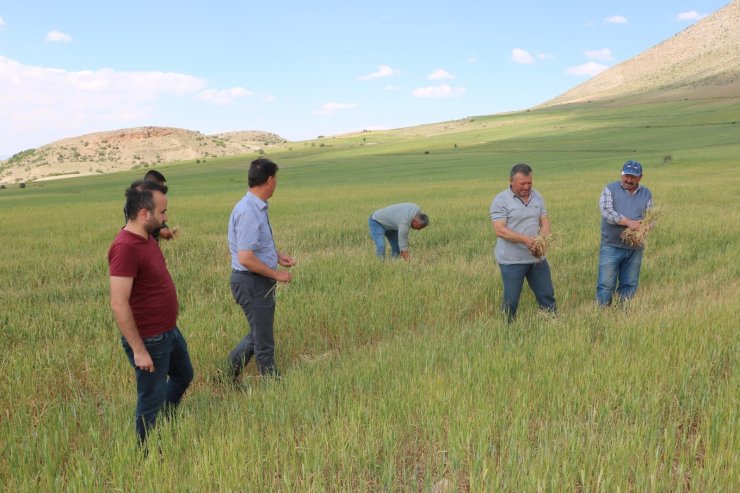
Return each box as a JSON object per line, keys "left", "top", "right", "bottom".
{"left": 232, "top": 269, "right": 254, "bottom": 275}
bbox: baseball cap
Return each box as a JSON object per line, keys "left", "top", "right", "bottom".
{"left": 621, "top": 160, "right": 643, "bottom": 176}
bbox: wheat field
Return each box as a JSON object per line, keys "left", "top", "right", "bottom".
{"left": 1, "top": 99, "right": 738, "bottom": 491}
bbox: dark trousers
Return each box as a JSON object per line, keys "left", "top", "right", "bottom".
{"left": 229, "top": 271, "right": 279, "bottom": 376}
{"left": 121, "top": 327, "right": 194, "bottom": 444}
{"left": 498, "top": 260, "right": 557, "bottom": 322}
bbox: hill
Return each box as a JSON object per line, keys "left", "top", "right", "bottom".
{"left": 0, "top": 127, "right": 286, "bottom": 185}
{"left": 541, "top": 0, "right": 740, "bottom": 107}
{"left": 2, "top": 1, "right": 739, "bottom": 187}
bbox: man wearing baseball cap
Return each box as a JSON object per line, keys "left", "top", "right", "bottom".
{"left": 596, "top": 160, "right": 653, "bottom": 305}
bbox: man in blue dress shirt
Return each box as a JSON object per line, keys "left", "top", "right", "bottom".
{"left": 227, "top": 158, "right": 296, "bottom": 379}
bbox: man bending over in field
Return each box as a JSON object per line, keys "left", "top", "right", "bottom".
{"left": 368, "top": 203, "right": 429, "bottom": 260}
{"left": 109, "top": 179, "right": 194, "bottom": 450}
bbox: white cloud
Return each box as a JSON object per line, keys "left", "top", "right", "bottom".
{"left": 566, "top": 62, "right": 609, "bottom": 77}
{"left": 385, "top": 84, "right": 401, "bottom": 92}
{"left": 45, "top": 30, "right": 72, "bottom": 43}
{"left": 357, "top": 64, "right": 400, "bottom": 81}
{"left": 411, "top": 85, "right": 466, "bottom": 98}
{"left": 677, "top": 10, "right": 705, "bottom": 21}
{"left": 262, "top": 95, "right": 276, "bottom": 103}
{"left": 584, "top": 48, "right": 614, "bottom": 61}
{"left": 0, "top": 55, "right": 209, "bottom": 154}
{"left": 511, "top": 48, "right": 535, "bottom": 64}
{"left": 468, "top": 56, "right": 477, "bottom": 64}
{"left": 427, "top": 69, "right": 454, "bottom": 80}
{"left": 537, "top": 53, "right": 555, "bottom": 61}
{"left": 314, "top": 101, "right": 359, "bottom": 116}
{"left": 605, "top": 15, "right": 628, "bottom": 24}
{"left": 196, "top": 87, "right": 251, "bottom": 105}
{"left": 0, "top": 16, "right": 6, "bottom": 29}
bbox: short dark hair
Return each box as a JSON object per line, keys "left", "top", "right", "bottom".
{"left": 144, "top": 169, "right": 166, "bottom": 184}
{"left": 248, "top": 158, "right": 279, "bottom": 188}
{"left": 510, "top": 163, "right": 532, "bottom": 178}
{"left": 124, "top": 179, "right": 168, "bottom": 221}
{"left": 415, "top": 213, "right": 429, "bottom": 227}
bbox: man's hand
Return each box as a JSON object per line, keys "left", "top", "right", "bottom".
{"left": 623, "top": 218, "right": 641, "bottom": 231}
{"left": 278, "top": 253, "right": 296, "bottom": 267}
{"left": 274, "top": 270, "right": 293, "bottom": 283}
{"left": 400, "top": 250, "right": 410, "bottom": 260}
{"left": 159, "top": 227, "right": 174, "bottom": 240}
{"left": 522, "top": 236, "right": 537, "bottom": 253}
{"left": 134, "top": 350, "right": 155, "bottom": 373}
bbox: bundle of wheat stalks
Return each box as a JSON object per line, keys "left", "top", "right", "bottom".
{"left": 532, "top": 231, "right": 563, "bottom": 257}
{"left": 621, "top": 206, "right": 662, "bottom": 247}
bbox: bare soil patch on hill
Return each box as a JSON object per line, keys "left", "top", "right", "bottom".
{"left": 0, "top": 127, "right": 286, "bottom": 185}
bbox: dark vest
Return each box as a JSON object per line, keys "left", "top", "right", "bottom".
{"left": 600, "top": 181, "right": 652, "bottom": 250}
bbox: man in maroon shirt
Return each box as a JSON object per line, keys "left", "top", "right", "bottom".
{"left": 109, "top": 179, "right": 193, "bottom": 447}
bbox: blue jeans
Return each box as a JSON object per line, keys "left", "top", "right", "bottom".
{"left": 498, "top": 260, "right": 556, "bottom": 322}
{"left": 121, "top": 327, "right": 194, "bottom": 444}
{"left": 596, "top": 244, "right": 644, "bottom": 305}
{"left": 368, "top": 216, "right": 400, "bottom": 258}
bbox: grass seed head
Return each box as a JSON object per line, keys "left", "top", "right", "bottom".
{"left": 620, "top": 206, "right": 662, "bottom": 247}
{"left": 532, "top": 231, "right": 563, "bottom": 258}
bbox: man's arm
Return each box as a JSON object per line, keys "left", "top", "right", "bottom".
{"left": 492, "top": 220, "right": 537, "bottom": 252}
{"left": 600, "top": 187, "right": 640, "bottom": 230}
{"left": 238, "top": 250, "right": 292, "bottom": 283}
{"left": 158, "top": 224, "right": 174, "bottom": 240}
{"left": 398, "top": 223, "right": 411, "bottom": 251}
{"left": 396, "top": 222, "right": 411, "bottom": 260}
{"left": 110, "top": 276, "right": 154, "bottom": 372}
{"left": 277, "top": 252, "right": 296, "bottom": 268}
{"left": 539, "top": 214, "right": 551, "bottom": 236}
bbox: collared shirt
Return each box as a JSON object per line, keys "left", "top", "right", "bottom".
{"left": 599, "top": 181, "right": 653, "bottom": 249}
{"left": 490, "top": 187, "right": 548, "bottom": 264}
{"left": 228, "top": 191, "right": 277, "bottom": 271}
{"left": 371, "top": 203, "right": 421, "bottom": 251}
{"left": 599, "top": 183, "right": 653, "bottom": 224}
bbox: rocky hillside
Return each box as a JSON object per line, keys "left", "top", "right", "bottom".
{"left": 541, "top": 0, "right": 740, "bottom": 107}
{"left": 0, "top": 127, "right": 286, "bottom": 184}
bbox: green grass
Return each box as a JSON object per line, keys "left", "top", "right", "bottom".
{"left": 1, "top": 98, "right": 738, "bottom": 491}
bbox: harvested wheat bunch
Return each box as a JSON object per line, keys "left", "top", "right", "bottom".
{"left": 532, "top": 231, "right": 563, "bottom": 258}
{"left": 621, "top": 207, "right": 662, "bottom": 247}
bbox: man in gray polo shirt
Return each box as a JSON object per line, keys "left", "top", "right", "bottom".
{"left": 596, "top": 160, "right": 653, "bottom": 305}
{"left": 369, "top": 203, "right": 429, "bottom": 260}
{"left": 490, "top": 163, "right": 556, "bottom": 322}
{"left": 227, "top": 158, "right": 295, "bottom": 380}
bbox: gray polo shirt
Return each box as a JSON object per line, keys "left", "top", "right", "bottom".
{"left": 228, "top": 191, "right": 277, "bottom": 271}
{"left": 371, "top": 203, "right": 420, "bottom": 251}
{"left": 490, "top": 188, "right": 547, "bottom": 264}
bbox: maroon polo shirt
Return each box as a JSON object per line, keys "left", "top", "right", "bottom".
{"left": 108, "top": 229, "right": 178, "bottom": 338}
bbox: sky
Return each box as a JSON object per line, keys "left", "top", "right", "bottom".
{"left": 0, "top": 0, "right": 731, "bottom": 158}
